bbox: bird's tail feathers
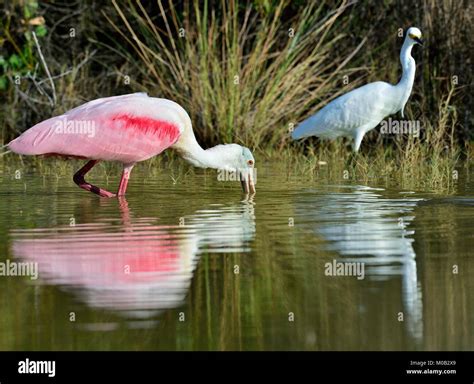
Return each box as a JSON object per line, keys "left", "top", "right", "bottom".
{"left": 291, "top": 129, "right": 308, "bottom": 140}
{"left": 291, "top": 120, "right": 319, "bottom": 140}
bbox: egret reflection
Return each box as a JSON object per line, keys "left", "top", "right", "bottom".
{"left": 296, "top": 186, "right": 424, "bottom": 340}
{"left": 10, "top": 198, "right": 255, "bottom": 321}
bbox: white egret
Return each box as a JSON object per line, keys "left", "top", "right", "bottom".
{"left": 292, "top": 27, "right": 424, "bottom": 152}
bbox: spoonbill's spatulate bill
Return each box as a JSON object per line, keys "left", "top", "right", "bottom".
{"left": 8, "top": 93, "right": 256, "bottom": 197}
{"left": 292, "top": 27, "right": 424, "bottom": 152}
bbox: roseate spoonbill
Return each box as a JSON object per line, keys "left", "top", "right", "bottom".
{"left": 8, "top": 93, "right": 256, "bottom": 197}
{"left": 292, "top": 27, "right": 423, "bottom": 152}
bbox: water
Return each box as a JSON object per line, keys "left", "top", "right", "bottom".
{"left": 0, "top": 162, "right": 473, "bottom": 350}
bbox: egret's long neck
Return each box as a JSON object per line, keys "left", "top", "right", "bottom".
{"left": 399, "top": 40, "right": 416, "bottom": 86}
{"left": 396, "top": 39, "right": 416, "bottom": 116}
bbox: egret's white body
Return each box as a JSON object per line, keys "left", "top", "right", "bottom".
{"left": 292, "top": 27, "right": 424, "bottom": 151}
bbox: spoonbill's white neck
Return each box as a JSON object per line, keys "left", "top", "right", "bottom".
{"left": 396, "top": 39, "right": 417, "bottom": 117}
{"left": 171, "top": 119, "right": 256, "bottom": 193}
{"left": 175, "top": 131, "right": 237, "bottom": 170}
{"left": 181, "top": 142, "right": 219, "bottom": 168}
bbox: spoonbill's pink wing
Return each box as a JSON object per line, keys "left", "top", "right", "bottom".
{"left": 8, "top": 93, "right": 184, "bottom": 163}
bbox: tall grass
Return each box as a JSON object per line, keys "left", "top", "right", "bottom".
{"left": 106, "top": 0, "right": 367, "bottom": 150}
{"left": 1, "top": 0, "right": 471, "bottom": 185}
{"left": 101, "top": 0, "right": 470, "bottom": 178}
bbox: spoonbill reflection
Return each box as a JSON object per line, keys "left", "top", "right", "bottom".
{"left": 11, "top": 198, "right": 255, "bottom": 321}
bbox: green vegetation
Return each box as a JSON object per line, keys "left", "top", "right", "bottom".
{"left": 1, "top": 0, "right": 472, "bottom": 181}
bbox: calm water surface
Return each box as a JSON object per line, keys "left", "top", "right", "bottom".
{"left": 0, "top": 162, "right": 473, "bottom": 350}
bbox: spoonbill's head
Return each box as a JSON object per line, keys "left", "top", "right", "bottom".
{"left": 210, "top": 144, "right": 256, "bottom": 194}
{"left": 406, "top": 27, "right": 423, "bottom": 46}
{"left": 239, "top": 146, "right": 256, "bottom": 194}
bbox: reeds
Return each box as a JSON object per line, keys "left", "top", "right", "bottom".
{"left": 1, "top": 0, "right": 471, "bottom": 185}
{"left": 106, "top": 0, "right": 366, "bottom": 150}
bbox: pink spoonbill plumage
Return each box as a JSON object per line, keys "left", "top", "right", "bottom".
{"left": 8, "top": 93, "right": 256, "bottom": 197}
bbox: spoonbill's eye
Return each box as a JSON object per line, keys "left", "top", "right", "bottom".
{"left": 247, "top": 159, "right": 254, "bottom": 166}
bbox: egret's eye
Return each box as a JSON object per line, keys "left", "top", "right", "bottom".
{"left": 247, "top": 159, "right": 254, "bottom": 166}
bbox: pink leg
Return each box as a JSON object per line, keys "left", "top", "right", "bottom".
{"left": 73, "top": 160, "right": 116, "bottom": 198}
{"left": 117, "top": 164, "right": 135, "bottom": 196}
